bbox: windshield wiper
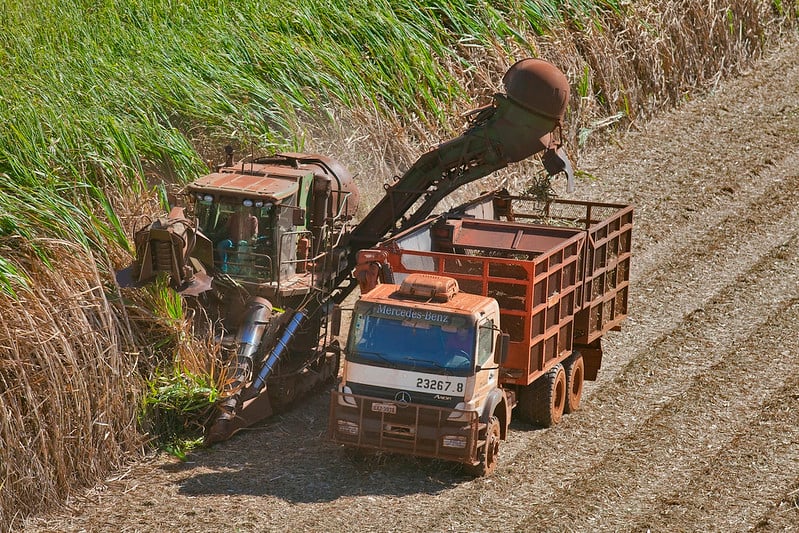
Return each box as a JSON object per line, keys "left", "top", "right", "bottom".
{"left": 354, "top": 350, "right": 400, "bottom": 369}
{"left": 401, "top": 356, "right": 454, "bottom": 376}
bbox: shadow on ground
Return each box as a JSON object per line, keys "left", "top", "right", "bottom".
{"left": 163, "top": 388, "right": 490, "bottom": 503}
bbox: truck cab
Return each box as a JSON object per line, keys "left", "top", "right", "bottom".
{"left": 330, "top": 273, "right": 510, "bottom": 476}
{"left": 330, "top": 189, "right": 632, "bottom": 475}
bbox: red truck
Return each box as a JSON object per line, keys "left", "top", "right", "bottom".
{"left": 330, "top": 188, "right": 633, "bottom": 475}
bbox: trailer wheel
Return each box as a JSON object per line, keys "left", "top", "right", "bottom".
{"left": 466, "top": 415, "right": 501, "bottom": 477}
{"left": 518, "top": 364, "right": 566, "bottom": 427}
{"left": 564, "top": 353, "right": 584, "bottom": 414}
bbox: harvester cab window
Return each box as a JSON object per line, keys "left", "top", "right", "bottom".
{"left": 213, "top": 203, "right": 256, "bottom": 276}
{"left": 225, "top": 207, "right": 259, "bottom": 243}
{"left": 194, "top": 196, "right": 222, "bottom": 239}
{"left": 276, "top": 194, "right": 299, "bottom": 279}
{"left": 192, "top": 195, "right": 277, "bottom": 278}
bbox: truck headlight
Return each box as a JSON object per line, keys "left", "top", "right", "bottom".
{"left": 442, "top": 435, "right": 467, "bottom": 448}
{"left": 337, "top": 420, "right": 359, "bottom": 436}
{"left": 447, "top": 401, "right": 477, "bottom": 421}
{"left": 338, "top": 385, "right": 357, "bottom": 407}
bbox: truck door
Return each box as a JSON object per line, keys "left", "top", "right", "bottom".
{"left": 472, "top": 318, "right": 498, "bottom": 410}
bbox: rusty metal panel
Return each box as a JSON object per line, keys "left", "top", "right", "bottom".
{"left": 188, "top": 168, "right": 304, "bottom": 202}
{"left": 573, "top": 204, "right": 634, "bottom": 344}
{"left": 441, "top": 217, "right": 584, "bottom": 255}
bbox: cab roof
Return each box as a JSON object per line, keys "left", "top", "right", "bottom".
{"left": 361, "top": 279, "right": 497, "bottom": 317}
{"left": 188, "top": 163, "right": 311, "bottom": 203}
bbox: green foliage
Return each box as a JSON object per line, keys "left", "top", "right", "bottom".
{"left": 141, "top": 365, "right": 220, "bottom": 459}
{"left": 134, "top": 275, "right": 220, "bottom": 455}
{"left": 148, "top": 275, "right": 185, "bottom": 322}
{"left": 577, "top": 64, "right": 592, "bottom": 98}
{"left": 770, "top": 0, "right": 798, "bottom": 17}
{"left": 0, "top": 0, "right": 624, "bottom": 294}
{"left": 0, "top": 255, "right": 28, "bottom": 296}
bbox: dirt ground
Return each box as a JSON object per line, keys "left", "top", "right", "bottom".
{"left": 22, "top": 38, "right": 799, "bottom": 532}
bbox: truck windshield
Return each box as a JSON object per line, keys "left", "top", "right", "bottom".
{"left": 347, "top": 305, "right": 475, "bottom": 376}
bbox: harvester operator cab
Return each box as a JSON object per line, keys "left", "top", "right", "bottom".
{"left": 193, "top": 194, "right": 278, "bottom": 279}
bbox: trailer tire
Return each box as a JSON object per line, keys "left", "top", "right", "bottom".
{"left": 564, "top": 352, "right": 584, "bottom": 414}
{"left": 518, "top": 364, "right": 566, "bottom": 427}
{"left": 465, "top": 415, "right": 501, "bottom": 477}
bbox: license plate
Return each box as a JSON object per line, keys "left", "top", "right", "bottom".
{"left": 371, "top": 402, "right": 397, "bottom": 414}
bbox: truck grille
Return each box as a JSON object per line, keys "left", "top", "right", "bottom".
{"left": 346, "top": 381, "right": 461, "bottom": 409}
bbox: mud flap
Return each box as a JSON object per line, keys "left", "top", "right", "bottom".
{"left": 576, "top": 339, "right": 602, "bottom": 381}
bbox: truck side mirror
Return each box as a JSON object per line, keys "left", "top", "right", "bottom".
{"left": 495, "top": 333, "right": 510, "bottom": 365}
{"left": 331, "top": 304, "right": 342, "bottom": 336}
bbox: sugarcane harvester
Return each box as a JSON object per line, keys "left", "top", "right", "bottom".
{"left": 119, "top": 58, "right": 573, "bottom": 444}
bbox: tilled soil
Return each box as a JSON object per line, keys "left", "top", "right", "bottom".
{"left": 23, "top": 38, "right": 799, "bottom": 532}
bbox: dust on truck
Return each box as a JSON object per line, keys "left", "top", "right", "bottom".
{"left": 329, "top": 189, "right": 633, "bottom": 475}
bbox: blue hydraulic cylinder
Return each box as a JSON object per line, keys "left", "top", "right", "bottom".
{"left": 251, "top": 310, "right": 306, "bottom": 391}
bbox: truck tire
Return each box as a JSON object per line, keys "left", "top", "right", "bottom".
{"left": 518, "top": 363, "right": 566, "bottom": 427}
{"left": 564, "top": 352, "right": 584, "bottom": 414}
{"left": 465, "top": 415, "right": 501, "bottom": 477}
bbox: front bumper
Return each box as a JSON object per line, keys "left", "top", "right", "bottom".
{"left": 329, "top": 390, "right": 481, "bottom": 465}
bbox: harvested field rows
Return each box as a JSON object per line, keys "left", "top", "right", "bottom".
{"left": 24, "top": 39, "right": 799, "bottom": 533}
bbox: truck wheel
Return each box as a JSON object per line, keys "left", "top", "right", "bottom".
{"left": 564, "top": 353, "right": 584, "bottom": 414}
{"left": 518, "top": 364, "right": 566, "bottom": 427}
{"left": 466, "top": 415, "right": 501, "bottom": 477}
